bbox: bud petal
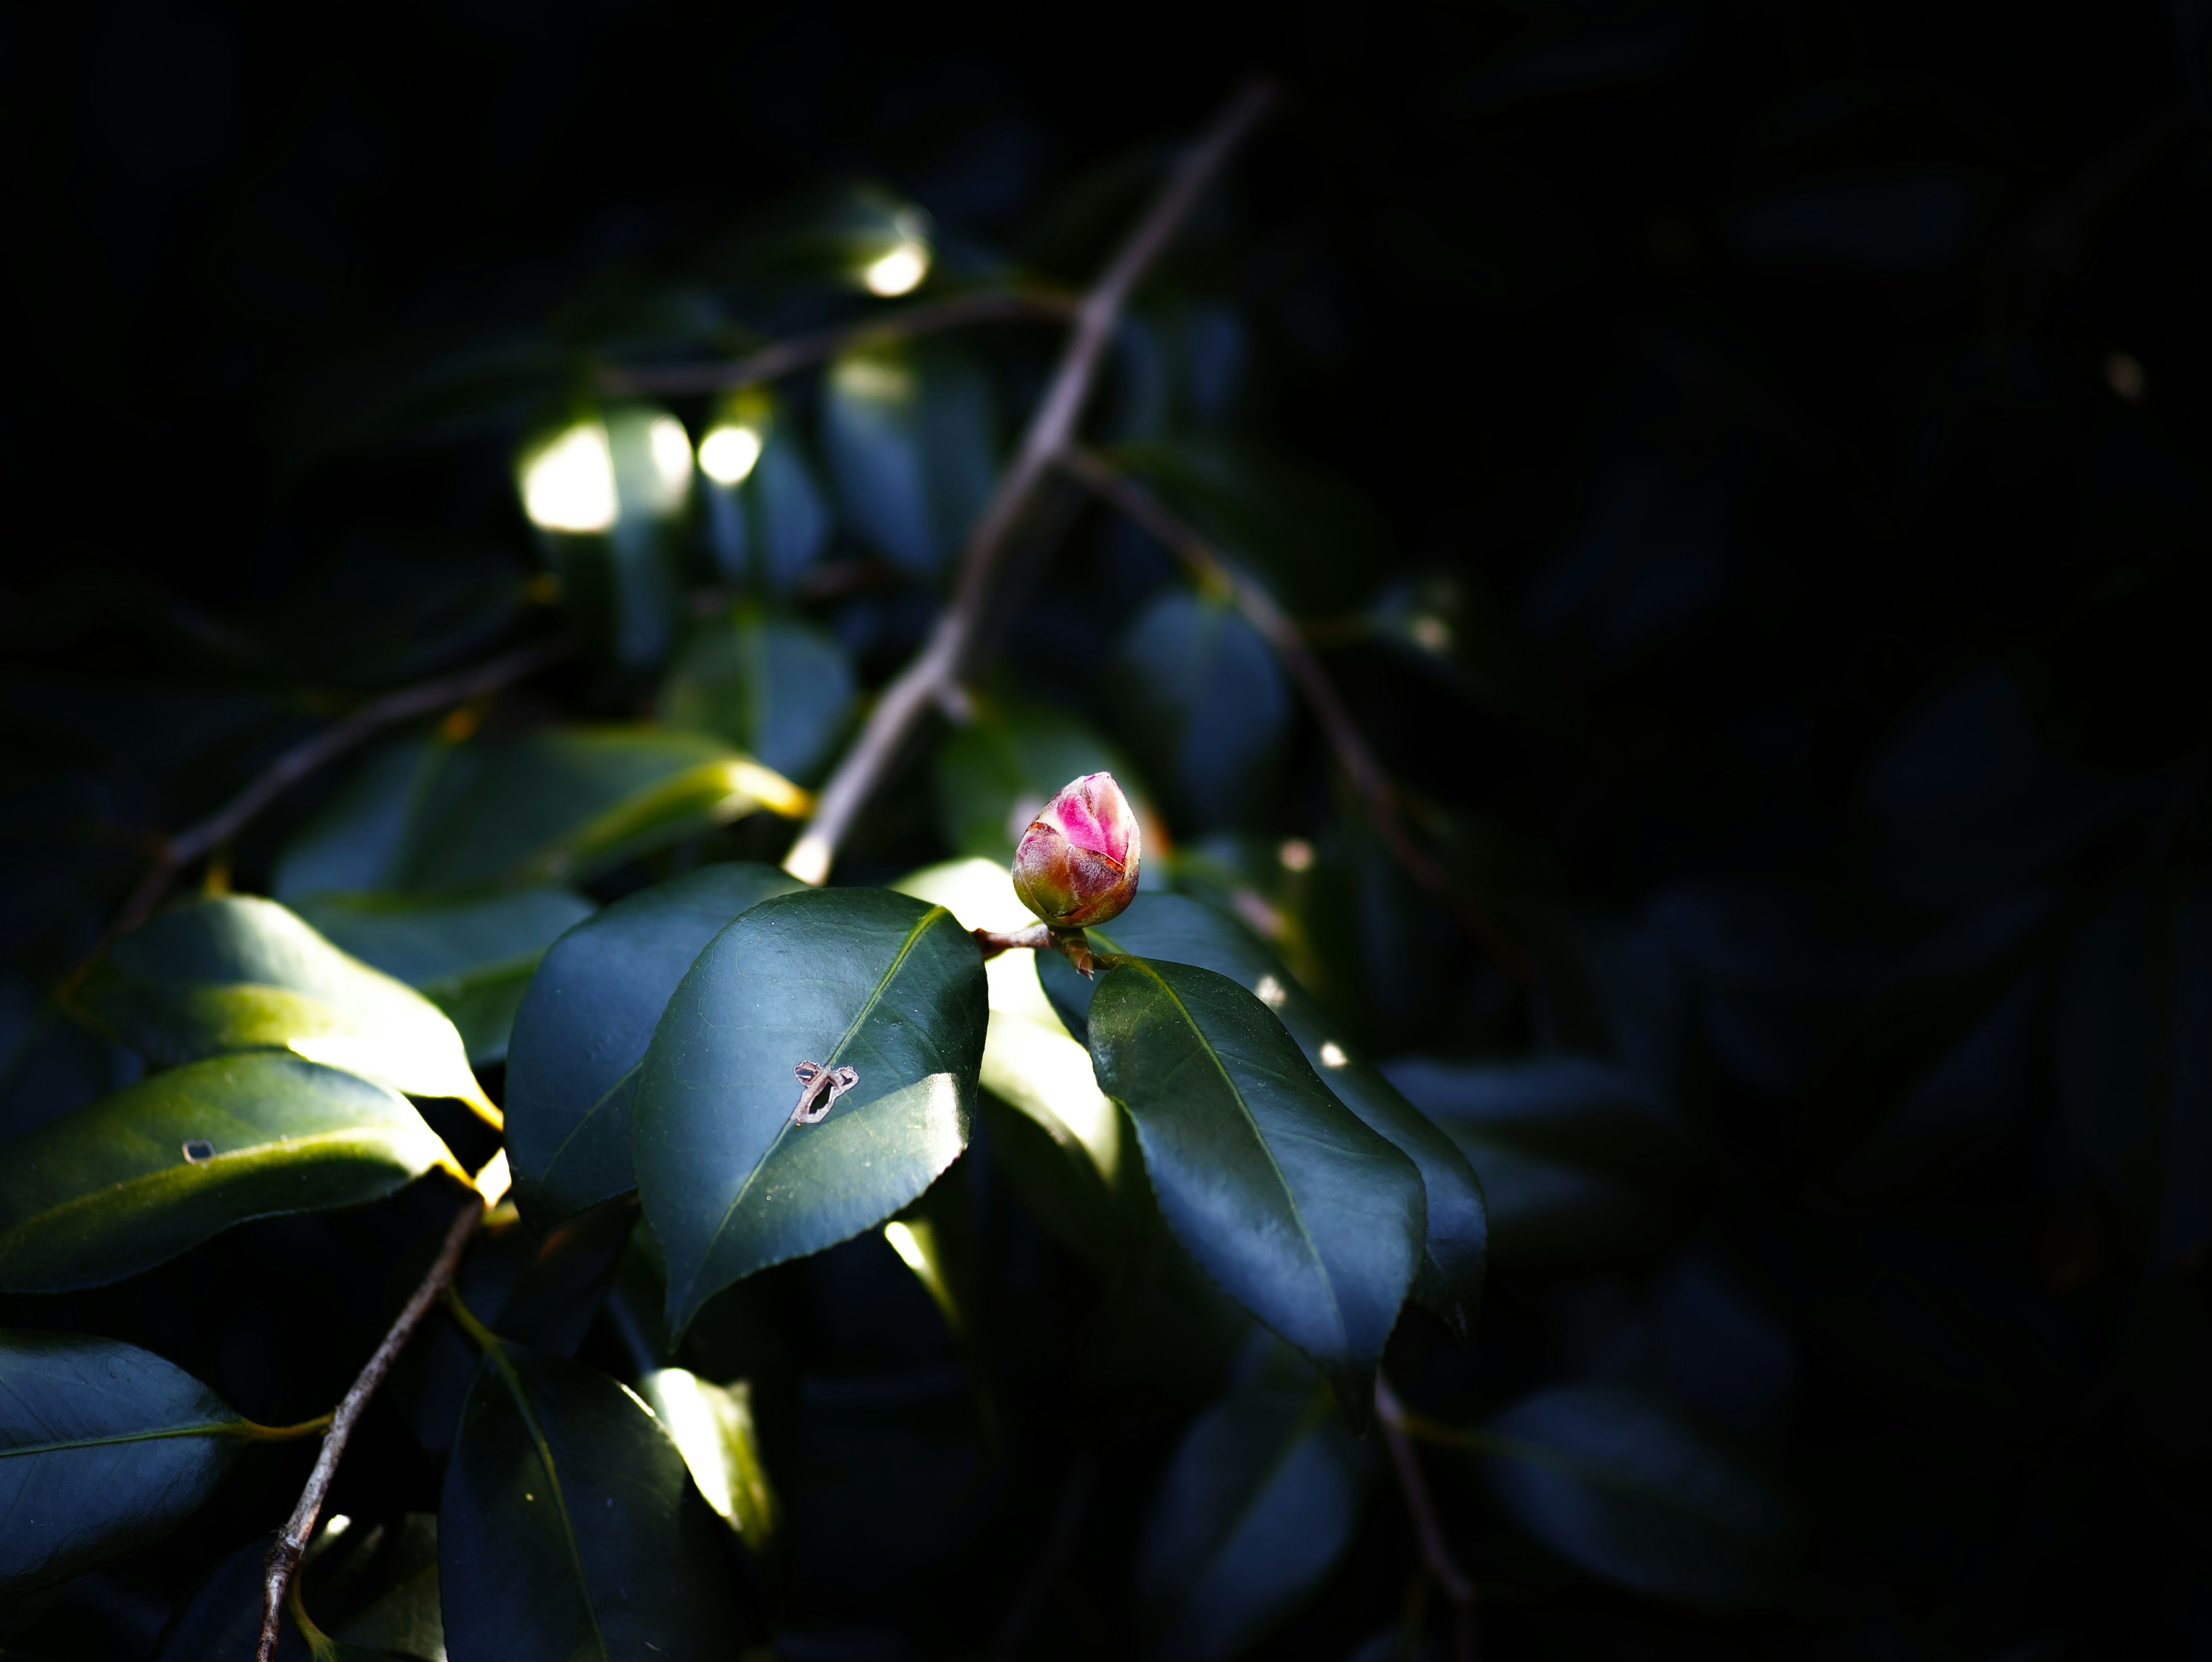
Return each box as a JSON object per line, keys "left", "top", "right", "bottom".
{"left": 1010, "top": 772, "right": 1142, "bottom": 929}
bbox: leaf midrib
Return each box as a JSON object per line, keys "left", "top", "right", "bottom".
{"left": 0, "top": 1418, "right": 249, "bottom": 1458}
{"left": 484, "top": 1343, "right": 609, "bottom": 1660}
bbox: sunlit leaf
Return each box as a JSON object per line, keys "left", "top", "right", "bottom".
{"left": 0, "top": 1054, "right": 457, "bottom": 1292}
{"left": 634, "top": 1368, "right": 779, "bottom": 1550}
{"left": 0, "top": 1332, "right": 260, "bottom": 1595}
{"left": 1087, "top": 956, "right": 1423, "bottom": 1407}
{"left": 1135, "top": 1337, "right": 1370, "bottom": 1660}
{"left": 441, "top": 1341, "right": 740, "bottom": 1662}
{"left": 73, "top": 895, "right": 494, "bottom": 1115}
{"left": 633, "top": 888, "right": 987, "bottom": 1334}
{"left": 506, "top": 864, "right": 801, "bottom": 1229}
{"left": 294, "top": 888, "right": 596, "bottom": 1065}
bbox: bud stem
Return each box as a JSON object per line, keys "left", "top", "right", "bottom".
{"left": 969, "top": 923, "right": 1101, "bottom": 980}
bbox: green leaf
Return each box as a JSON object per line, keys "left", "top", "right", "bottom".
{"left": 660, "top": 604, "right": 855, "bottom": 785}
{"left": 820, "top": 339, "right": 997, "bottom": 580}
{"left": 1108, "top": 590, "right": 1290, "bottom": 835}
{"left": 440, "top": 1341, "right": 740, "bottom": 1662}
{"left": 1086, "top": 956, "right": 1424, "bottom": 1405}
{"left": 0, "top": 1331, "right": 260, "bottom": 1594}
{"left": 1070, "top": 895, "right": 1486, "bottom": 1338}
{"left": 893, "top": 860, "right": 1133, "bottom": 1270}
{"left": 506, "top": 864, "right": 802, "bottom": 1229}
{"left": 632, "top": 888, "right": 988, "bottom": 1334}
{"left": 1471, "top": 1384, "right": 1796, "bottom": 1606}
{"left": 2055, "top": 879, "right": 2212, "bottom": 1261}
{"left": 1135, "top": 1338, "right": 1370, "bottom": 1661}
{"left": 932, "top": 694, "right": 1149, "bottom": 865}
{"left": 293, "top": 888, "right": 596, "bottom": 1065}
{"left": 0, "top": 1053, "right": 457, "bottom": 1292}
{"left": 633, "top": 1368, "right": 779, "bottom": 1551}
{"left": 275, "top": 729, "right": 808, "bottom": 900}
{"left": 73, "top": 895, "right": 495, "bottom": 1116}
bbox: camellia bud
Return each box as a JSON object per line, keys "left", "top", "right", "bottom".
{"left": 1012, "top": 772, "right": 1142, "bottom": 929}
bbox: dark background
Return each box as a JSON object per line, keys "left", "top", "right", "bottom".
{"left": 7, "top": 2, "right": 2212, "bottom": 1658}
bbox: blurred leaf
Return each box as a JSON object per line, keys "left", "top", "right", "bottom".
{"left": 711, "top": 181, "right": 930, "bottom": 291}
{"left": 1059, "top": 894, "right": 1486, "bottom": 1339}
{"left": 0, "top": 985, "right": 142, "bottom": 1145}
{"left": 1108, "top": 589, "right": 1290, "bottom": 835}
{"left": 932, "top": 694, "right": 1150, "bottom": 866}
{"left": 1473, "top": 1384, "right": 1796, "bottom": 1605}
{"left": 1385, "top": 1055, "right": 1690, "bottom": 1265}
{"left": 1135, "top": 1338, "right": 1370, "bottom": 1661}
{"left": 524, "top": 405, "right": 692, "bottom": 672}
{"left": 1421, "top": 2, "right": 1693, "bottom": 120}
{"left": 0, "top": 1332, "right": 255, "bottom": 1595}
{"left": 2054, "top": 879, "right": 2212, "bottom": 1262}
{"left": 1088, "top": 956, "right": 1423, "bottom": 1409}
{"left": 276, "top": 729, "right": 808, "bottom": 900}
{"left": 293, "top": 887, "right": 597, "bottom": 1065}
{"left": 699, "top": 389, "right": 836, "bottom": 593}
{"left": 506, "top": 864, "right": 801, "bottom": 1230}
{"left": 660, "top": 605, "right": 855, "bottom": 786}
{"left": 633, "top": 888, "right": 987, "bottom": 1334}
{"left": 821, "top": 338, "right": 996, "bottom": 581}
{"left": 893, "top": 860, "right": 1131, "bottom": 1270}
{"left": 635, "top": 1368, "right": 780, "bottom": 1551}
{"left": 72, "top": 895, "right": 494, "bottom": 1116}
{"left": 0, "top": 1053, "right": 456, "bottom": 1292}
{"left": 441, "top": 1341, "right": 740, "bottom": 1662}
{"left": 1733, "top": 171, "right": 1999, "bottom": 272}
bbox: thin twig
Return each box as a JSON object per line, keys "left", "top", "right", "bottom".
{"left": 257, "top": 1199, "right": 482, "bottom": 1662}
{"left": 992, "top": 1447, "right": 1096, "bottom": 1661}
{"left": 781, "top": 80, "right": 1279, "bottom": 885}
{"left": 116, "top": 638, "right": 570, "bottom": 934}
{"left": 600, "top": 289, "right": 1080, "bottom": 396}
{"left": 1376, "top": 1375, "right": 1478, "bottom": 1662}
{"left": 1055, "top": 446, "right": 1522, "bottom": 976}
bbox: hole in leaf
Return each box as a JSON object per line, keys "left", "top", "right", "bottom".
{"left": 181, "top": 1139, "right": 216, "bottom": 1164}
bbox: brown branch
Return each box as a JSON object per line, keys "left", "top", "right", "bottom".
{"left": 1376, "top": 1375, "right": 1478, "bottom": 1662}
{"left": 116, "top": 637, "right": 570, "bottom": 935}
{"left": 257, "top": 1199, "right": 482, "bottom": 1662}
{"left": 599, "top": 289, "right": 1080, "bottom": 396}
{"left": 781, "top": 79, "right": 1279, "bottom": 886}
{"left": 1055, "top": 446, "right": 1523, "bottom": 978}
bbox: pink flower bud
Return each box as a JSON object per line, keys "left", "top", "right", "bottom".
{"left": 1012, "top": 772, "right": 1142, "bottom": 929}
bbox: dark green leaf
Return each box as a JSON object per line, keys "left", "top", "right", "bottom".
{"left": 2055, "top": 879, "right": 2212, "bottom": 1261}
{"left": 820, "top": 339, "right": 996, "bottom": 581}
{"left": 634, "top": 888, "right": 988, "bottom": 1334}
{"left": 0, "top": 1332, "right": 252, "bottom": 1595}
{"left": 660, "top": 604, "right": 855, "bottom": 785}
{"left": 1108, "top": 590, "right": 1289, "bottom": 835}
{"left": 73, "top": 895, "right": 494, "bottom": 1115}
{"left": 1135, "top": 1338, "right": 1370, "bottom": 1661}
{"left": 932, "top": 694, "right": 1148, "bottom": 865}
{"left": 506, "top": 864, "right": 802, "bottom": 1229}
{"left": 293, "top": 888, "right": 596, "bottom": 1065}
{"left": 0, "top": 1053, "right": 456, "bottom": 1292}
{"left": 1067, "top": 895, "right": 1486, "bottom": 1337}
{"left": 1474, "top": 1384, "right": 1796, "bottom": 1606}
{"left": 1086, "top": 956, "right": 1423, "bottom": 1404}
{"left": 440, "top": 1342, "right": 740, "bottom": 1662}
{"left": 275, "top": 729, "right": 808, "bottom": 900}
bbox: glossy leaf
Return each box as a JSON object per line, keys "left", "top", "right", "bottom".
{"left": 275, "top": 728, "right": 808, "bottom": 900}
{"left": 933, "top": 696, "right": 1146, "bottom": 864}
{"left": 660, "top": 604, "right": 855, "bottom": 785}
{"left": 821, "top": 339, "right": 996, "bottom": 580}
{"left": 1060, "top": 894, "right": 1486, "bottom": 1335}
{"left": 0, "top": 1053, "right": 456, "bottom": 1292}
{"left": 441, "top": 1340, "right": 740, "bottom": 1662}
{"left": 0, "top": 1331, "right": 257, "bottom": 1595}
{"left": 1135, "top": 1338, "right": 1370, "bottom": 1661}
{"left": 634, "top": 887, "right": 988, "bottom": 1334}
{"left": 73, "top": 895, "right": 494, "bottom": 1115}
{"left": 893, "top": 860, "right": 1131, "bottom": 1270}
{"left": 1108, "top": 589, "right": 1290, "bottom": 834}
{"left": 635, "top": 1368, "right": 779, "bottom": 1550}
{"left": 293, "top": 887, "right": 596, "bottom": 1065}
{"left": 1087, "top": 956, "right": 1424, "bottom": 1404}
{"left": 2054, "top": 879, "right": 2212, "bottom": 1262}
{"left": 506, "top": 864, "right": 802, "bottom": 1229}
{"left": 1474, "top": 1384, "right": 1796, "bottom": 1606}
